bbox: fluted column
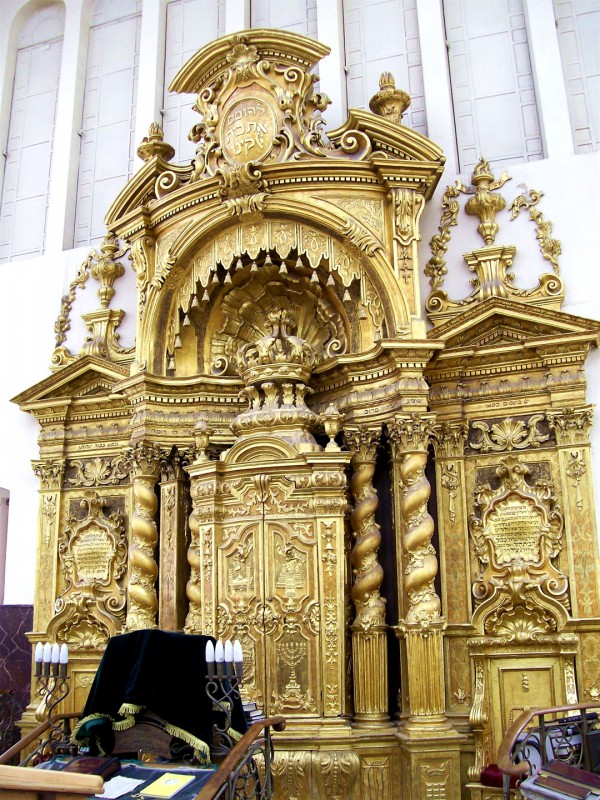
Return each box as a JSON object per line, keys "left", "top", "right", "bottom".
{"left": 126, "top": 442, "right": 162, "bottom": 631}
{"left": 389, "top": 414, "right": 449, "bottom": 729}
{"left": 346, "top": 426, "right": 390, "bottom": 728}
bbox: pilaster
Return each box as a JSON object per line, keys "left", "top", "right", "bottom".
{"left": 159, "top": 451, "right": 189, "bottom": 631}
{"left": 31, "top": 460, "right": 65, "bottom": 632}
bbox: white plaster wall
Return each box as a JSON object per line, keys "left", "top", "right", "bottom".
{"left": 0, "top": 0, "right": 598, "bottom": 604}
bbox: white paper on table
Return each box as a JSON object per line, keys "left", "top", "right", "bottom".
{"left": 94, "top": 774, "right": 145, "bottom": 798}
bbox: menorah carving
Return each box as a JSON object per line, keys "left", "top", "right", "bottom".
{"left": 280, "top": 640, "right": 307, "bottom": 705}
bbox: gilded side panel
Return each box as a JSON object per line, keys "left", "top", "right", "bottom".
{"left": 556, "top": 445, "right": 600, "bottom": 617}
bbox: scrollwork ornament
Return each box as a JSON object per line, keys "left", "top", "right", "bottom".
{"left": 470, "top": 414, "right": 549, "bottom": 453}
{"left": 470, "top": 456, "right": 568, "bottom": 617}
{"left": 510, "top": 189, "right": 561, "bottom": 273}
{"left": 53, "top": 255, "right": 92, "bottom": 349}
{"left": 312, "top": 750, "right": 360, "bottom": 800}
{"left": 440, "top": 463, "right": 460, "bottom": 527}
{"left": 49, "top": 491, "right": 127, "bottom": 648}
{"left": 67, "top": 456, "right": 129, "bottom": 488}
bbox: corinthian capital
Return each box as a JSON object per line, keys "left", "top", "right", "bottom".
{"left": 345, "top": 426, "right": 380, "bottom": 463}
{"left": 127, "top": 442, "right": 163, "bottom": 478}
{"left": 389, "top": 413, "right": 436, "bottom": 454}
{"left": 32, "top": 460, "right": 66, "bottom": 491}
{"left": 432, "top": 421, "right": 468, "bottom": 458}
{"left": 547, "top": 406, "right": 594, "bottom": 446}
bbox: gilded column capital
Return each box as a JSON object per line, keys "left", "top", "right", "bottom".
{"left": 32, "top": 460, "right": 66, "bottom": 491}
{"left": 432, "top": 421, "right": 468, "bottom": 458}
{"left": 389, "top": 412, "right": 436, "bottom": 455}
{"left": 127, "top": 442, "right": 163, "bottom": 478}
{"left": 547, "top": 406, "right": 594, "bottom": 446}
{"left": 345, "top": 426, "right": 380, "bottom": 463}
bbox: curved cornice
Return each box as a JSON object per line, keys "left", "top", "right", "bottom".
{"left": 169, "top": 28, "right": 330, "bottom": 95}
{"left": 331, "top": 108, "right": 445, "bottom": 165}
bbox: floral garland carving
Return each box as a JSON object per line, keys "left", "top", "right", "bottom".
{"left": 54, "top": 254, "right": 92, "bottom": 347}
{"left": 510, "top": 189, "right": 561, "bottom": 273}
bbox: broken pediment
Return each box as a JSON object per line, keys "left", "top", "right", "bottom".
{"left": 105, "top": 29, "right": 443, "bottom": 228}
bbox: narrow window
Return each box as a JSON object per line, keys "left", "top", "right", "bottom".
{"left": 250, "top": 0, "right": 318, "bottom": 37}
{"left": 0, "top": 4, "right": 65, "bottom": 263}
{"left": 554, "top": 0, "right": 600, "bottom": 153}
{"left": 162, "top": 0, "right": 225, "bottom": 166}
{"left": 73, "top": 0, "right": 142, "bottom": 248}
{"left": 342, "top": 0, "right": 427, "bottom": 135}
{"left": 443, "top": 0, "right": 544, "bottom": 173}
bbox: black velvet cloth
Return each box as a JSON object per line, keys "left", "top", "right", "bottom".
{"left": 80, "top": 630, "right": 246, "bottom": 757}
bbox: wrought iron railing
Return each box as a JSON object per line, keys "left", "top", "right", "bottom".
{"left": 196, "top": 718, "right": 285, "bottom": 800}
{"left": 0, "top": 712, "right": 285, "bottom": 799}
{"left": 497, "top": 702, "right": 600, "bottom": 799}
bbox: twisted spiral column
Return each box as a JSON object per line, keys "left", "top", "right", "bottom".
{"left": 346, "top": 426, "right": 389, "bottom": 728}
{"left": 390, "top": 414, "right": 450, "bottom": 729}
{"left": 184, "top": 496, "right": 203, "bottom": 633}
{"left": 126, "top": 443, "right": 162, "bottom": 631}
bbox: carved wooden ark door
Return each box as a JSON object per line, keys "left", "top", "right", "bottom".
{"left": 186, "top": 439, "right": 351, "bottom": 727}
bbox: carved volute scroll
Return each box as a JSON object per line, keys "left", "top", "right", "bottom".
{"left": 169, "top": 32, "right": 372, "bottom": 184}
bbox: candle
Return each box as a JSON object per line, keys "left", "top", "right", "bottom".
{"left": 59, "top": 644, "right": 69, "bottom": 664}
{"left": 51, "top": 644, "right": 60, "bottom": 664}
{"left": 215, "top": 640, "right": 224, "bottom": 662}
{"left": 224, "top": 640, "right": 233, "bottom": 663}
{"left": 233, "top": 640, "right": 243, "bottom": 663}
{"left": 233, "top": 640, "right": 243, "bottom": 681}
{"left": 42, "top": 643, "right": 52, "bottom": 663}
{"left": 34, "top": 643, "right": 43, "bottom": 663}
{"left": 205, "top": 640, "right": 215, "bottom": 664}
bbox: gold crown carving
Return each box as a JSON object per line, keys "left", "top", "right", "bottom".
{"left": 235, "top": 310, "right": 316, "bottom": 386}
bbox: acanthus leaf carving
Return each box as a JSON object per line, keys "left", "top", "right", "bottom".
{"left": 470, "top": 414, "right": 549, "bottom": 453}
{"left": 66, "top": 456, "right": 129, "bottom": 488}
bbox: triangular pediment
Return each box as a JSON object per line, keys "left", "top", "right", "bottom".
{"left": 427, "top": 297, "right": 600, "bottom": 354}
{"left": 12, "top": 357, "right": 130, "bottom": 409}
